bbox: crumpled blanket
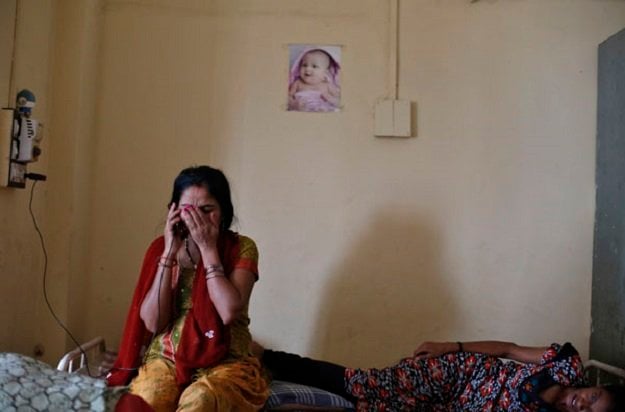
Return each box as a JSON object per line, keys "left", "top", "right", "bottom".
{"left": 0, "top": 352, "right": 126, "bottom": 411}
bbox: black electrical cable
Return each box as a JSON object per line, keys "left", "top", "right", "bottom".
{"left": 155, "top": 241, "right": 176, "bottom": 340}
{"left": 29, "top": 180, "right": 179, "bottom": 377}
{"left": 113, "top": 221, "right": 177, "bottom": 374}
{"left": 29, "top": 180, "right": 96, "bottom": 377}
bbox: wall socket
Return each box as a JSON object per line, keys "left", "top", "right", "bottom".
{"left": 374, "top": 99, "right": 412, "bottom": 137}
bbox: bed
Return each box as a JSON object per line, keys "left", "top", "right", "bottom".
{"left": 51, "top": 337, "right": 625, "bottom": 411}
{"left": 51, "top": 337, "right": 625, "bottom": 409}
{"left": 3, "top": 338, "right": 624, "bottom": 411}
{"left": 54, "top": 336, "right": 354, "bottom": 411}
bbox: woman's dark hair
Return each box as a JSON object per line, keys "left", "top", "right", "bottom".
{"left": 169, "top": 165, "right": 234, "bottom": 230}
{"left": 604, "top": 384, "right": 625, "bottom": 412}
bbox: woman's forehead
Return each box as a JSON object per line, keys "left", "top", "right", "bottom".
{"left": 180, "top": 186, "right": 214, "bottom": 202}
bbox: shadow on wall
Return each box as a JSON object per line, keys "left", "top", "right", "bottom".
{"left": 310, "top": 209, "right": 459, "bottom": 369}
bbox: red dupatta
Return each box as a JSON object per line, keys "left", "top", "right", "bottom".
{"left": 107, "top": 234, "right": 237, "bottom": 387}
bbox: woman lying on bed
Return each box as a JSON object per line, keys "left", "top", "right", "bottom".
{"left": 254, "top": 340, "right": 625, "bottom": 412}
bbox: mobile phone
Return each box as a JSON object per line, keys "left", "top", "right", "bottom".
{"left": 173, "top": 221, "right": 189, "bottom": 239}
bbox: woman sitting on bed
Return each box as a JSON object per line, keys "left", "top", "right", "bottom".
{"left": 254, "top": 340, "right": 625, "bottom": 412}
{"left": 107, "top": 165, "right": 269, "bottom": 412}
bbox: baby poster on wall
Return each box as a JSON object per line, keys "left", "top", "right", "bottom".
{"left": 287, "top": 44, "right": 341, "bottom": 112}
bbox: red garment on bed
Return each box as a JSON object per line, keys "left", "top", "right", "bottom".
{"left": 115, "top": 393, "right": 154, "bottom": 412}
{"left": 107, "top": 233, "right": 241, "bottom": 387}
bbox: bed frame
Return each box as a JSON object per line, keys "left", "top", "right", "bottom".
{"left": 57, "top": 337, "right": 625, "bottom": 384}
{"left": 57, "top": 336, "right": 115, "bottom": 376}
{"left": 585, "top": 359, "right": 625, "bottom": 385}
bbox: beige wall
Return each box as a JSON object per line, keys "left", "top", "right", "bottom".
{"left": 0, "top": 0, "right": 102, "bottom": 365}
{"left": 2, "top": 0, "right": 625, "bottom": 368}
{"left": 0, "top": 1, "right": 17, "bottom": 107}
{"left": 0, "top": 0, "right": 55, "bottom": 360}
{"left": 44, "top": 0, "right": 103, "bottom": 363}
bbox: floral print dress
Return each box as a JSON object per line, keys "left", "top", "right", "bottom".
{"left": 345, "top": 343, "right": 585, "bottom": 412}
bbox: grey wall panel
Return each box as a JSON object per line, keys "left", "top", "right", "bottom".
{"left": 591, "top": 27, "right": 625, "bottom": 366}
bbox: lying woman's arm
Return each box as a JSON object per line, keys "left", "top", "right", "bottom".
{"left": 414, "top": 341, "right": 548, "bottom": 364}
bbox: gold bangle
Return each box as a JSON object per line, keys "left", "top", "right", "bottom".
{"left": 205, "top": 272, "right": 225, "bottom": 280}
